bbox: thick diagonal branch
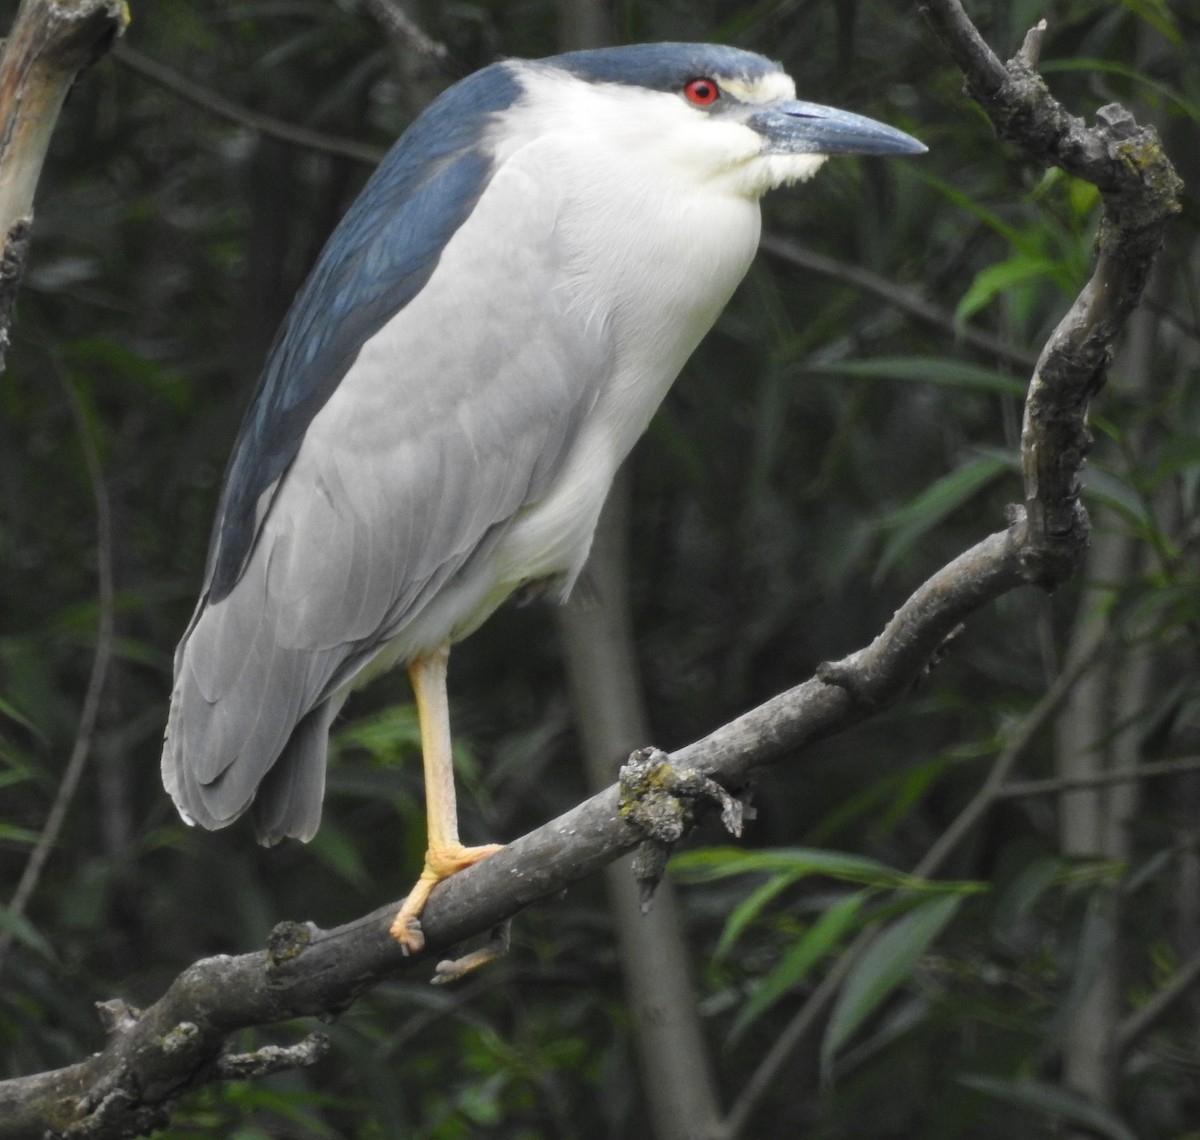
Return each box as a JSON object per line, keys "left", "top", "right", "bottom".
{"left": 0, "top": 517, "right": 1032, "bottom": 1140}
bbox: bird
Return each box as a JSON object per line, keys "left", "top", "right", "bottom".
{"left": 162, "top": 42, "right": 925, "bottom": 953}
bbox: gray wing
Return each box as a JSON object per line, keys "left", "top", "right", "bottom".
{"left": 205, "top": 62, "right": 522, "bottom": 601}
{"left": 163, "top": 158, "right": 610, "bottom": 841}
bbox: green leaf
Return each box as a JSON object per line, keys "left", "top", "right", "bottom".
{"left": 876, "top": 758, "right": 956, "bottom": 838}
{"left": 714, "top": 870, "right": 804, "bottom": 960}
{"left": 1148, "top": 431, "right": 1200, "bottom": 487}
{"left": 812, "top": 356, "right": 1026, "bottom": 396}
{"left": 807, "top": 756, "right": 957, "bottom": 847}
{"left": 730, "top": 892, "right": 867, "bottom": 1042}
{"left": 877, "top": 454, "right": 1010, "bottom": 575}
{"left": 993, "top": 857, "right": 1066, "bottom": 933}
{"left": 0, "top": 822, "right": 41, "bottom": 845}
{"left": 675, "top": 848, "right": 983, "bottom": 900}
{"left": 1115, "top": 0, "right": 1181, "bottom": 43}
{"left": 672, "top": 846, "right": 904, "bottom": 888}
{"left": 1066, "top": 175, "right": 1101, "bottom": 220}
{"left": 0, "top": 695, "right": 48, "bottom": 743}
{"left": 1080, "top": 466, "right": 1152, "bottom": 529}
{"left": 1043, "top": 58, "right": 1198, "bottom": 117}
{"left": 332, "top": 704, "right": 422, "bottom": 767}
{"left": 307, "top": 822, "right": 370, "bottom": 889}
{"left": 959, "top": 1075, "right": 1139, "bottom": 1140}
{"left": 956, "top": 255, "right": 1060, "bottom": 324}
{"left": 914, "top": 169, "right": 1032, "bottom": 250}
{"left": 0, "top": 906, "right": 57, "bottom": 961}
{"left": 822, "top": 894, "right": 961, "bottom": 1073}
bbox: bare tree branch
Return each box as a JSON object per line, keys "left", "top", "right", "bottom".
{"left": 1116, "top": 943, "right": 1200, "bottom": 1059}
{"left": 111, "top": 42, "right": 385, "bottom": 167}
{"left": 357, "top": 0, "right": 449, "bottom": 65}
{"left": 760, "top": 233, "right": 1039, "bottom": 372}
{"left": 999, "top": 756, "right": 1200, "bottom": 799}
{"left": 0, "top": 0, "right": 128, "bottom": 369}
{"left": 915, "top": 1, "right": 1181, "bottom": 583}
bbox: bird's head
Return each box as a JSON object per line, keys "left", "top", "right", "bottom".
{"left": 499, "top": 43, "right": 926, "bottom": 200}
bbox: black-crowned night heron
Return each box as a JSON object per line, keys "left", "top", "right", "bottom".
{"left": 162, "top": 43, "right": 924, "bottom": 951}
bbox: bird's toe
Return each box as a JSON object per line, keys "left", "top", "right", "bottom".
{"left": 390, "top": 912, "right": 426, "bottom": 954}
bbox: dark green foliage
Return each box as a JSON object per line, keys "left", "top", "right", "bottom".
{"left": 2, "top": 0, "right": 1199, "bottom": 1136}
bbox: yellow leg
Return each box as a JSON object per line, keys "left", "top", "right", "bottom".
{"left": 389, "top": 645, "right": 502, "bottom": 952}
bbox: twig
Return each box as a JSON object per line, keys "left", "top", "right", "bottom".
{"left": 111, "top": 42, "right": 385, "bottom": 167}
{"left": 998, "top": 756, "right": 1200, "bottom": 799}
{"left": 357, "top": 0, "right": 449, "bottom": 64}
{"left": 214, "top": 1033, "right": 330, "bottom": 1080}
{"left": 760, "top": 233, "right": 1038, "bottom": 372}
{"left": 0, "top": 366, "right": 116, "bottom": 980}
{"left": 1015, "top": 19, "right": 1048, "bottom": 71}
{"left": 913, "top": 644, "right": 1099, "bottom": 877}
{"left": 1116, "top": 943, "right": 1200, "bottom": 1058}
{"left": 720, "top": 949, "right": 857, "bottom": 1140}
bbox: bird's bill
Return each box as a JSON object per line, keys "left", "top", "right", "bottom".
{"left": 747, "top": 100, "right": 927, "bottom": 157}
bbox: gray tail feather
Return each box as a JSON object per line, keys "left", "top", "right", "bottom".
{"left": 251, "top": 700, "right": 338, "bottom": 845}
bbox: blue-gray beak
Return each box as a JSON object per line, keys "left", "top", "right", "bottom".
{"left": 747, "top": 100, "right": 926, "bottom": 157}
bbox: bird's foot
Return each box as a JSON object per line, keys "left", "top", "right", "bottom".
{"left": 618, "top": 747, "right": 751, "bottom": 909}
{"left": 389, "top": 842, "right": 505, "bottom": 953}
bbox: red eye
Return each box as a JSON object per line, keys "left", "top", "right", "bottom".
{"left": 684, "top": 77, "right": 720, "bottom": 106}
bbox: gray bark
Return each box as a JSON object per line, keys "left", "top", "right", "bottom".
{"left": 558, "top": 473, "right": 724, "bottom": 1140}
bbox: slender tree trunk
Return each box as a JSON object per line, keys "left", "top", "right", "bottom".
{"left": 558, "top": 470, "right": 724, "bottom": 1140}
{"left": 556, "top": 0, "right": 612, "bottom": 56}
{"left": 1055, "top": 288, "right": 1159, "bottom": 1122}
{"left": 1056, "top": 534, "right": 1152, "bottom": 1122}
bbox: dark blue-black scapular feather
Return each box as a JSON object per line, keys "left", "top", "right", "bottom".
{"left": 205, "top": 61, "right": 523, "bottom": 602}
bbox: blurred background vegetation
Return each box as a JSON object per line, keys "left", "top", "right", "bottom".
{"left": 1, "top": 0, "right": 1199, "bottom": 1137}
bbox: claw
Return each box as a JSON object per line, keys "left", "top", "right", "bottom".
{"left": 391, "top": 914, "right": 426, "bottom": 954}
{"left": 388, "top": 841, "right": 503, "bottom": 951}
